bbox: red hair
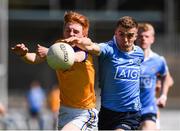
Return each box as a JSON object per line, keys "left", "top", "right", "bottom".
{"left": 64, "top": 11, "right": 89, "bottom": 37}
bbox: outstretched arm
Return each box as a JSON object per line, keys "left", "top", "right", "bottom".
{"left": 11, "top": 43, "right": 47, "bottom": 64}
{"left": 62, "top": 37, "right": 101, "bottom": 56}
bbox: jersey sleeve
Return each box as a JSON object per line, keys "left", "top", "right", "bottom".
{"left": 99, "top": 40, "right": 114, "bottom": 58}
{"left": 159, "top": 56, "right": 169, "bottom": 76}
{"left": 99, "top": 43, "right": 109, "bottom": 57}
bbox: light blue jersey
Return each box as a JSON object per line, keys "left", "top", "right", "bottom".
{"left": 140, "top": 50, "right": 168, "bottom": 115}
{"left": 99, "top": 37, "right": 144, "bottom": 112}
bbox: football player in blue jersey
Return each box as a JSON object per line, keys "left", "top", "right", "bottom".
{"left": 137, "top": 23, "right": 174, "bottom": 130}
{"left": 63, "top": 16, "right": 144, "bottom": 130}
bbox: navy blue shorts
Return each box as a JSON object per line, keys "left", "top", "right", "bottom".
{"left": 141, "top": 113, "right": 157, "bottom": 123}
{"left": 98, "top": 106, "right": 141, "bottom": 130}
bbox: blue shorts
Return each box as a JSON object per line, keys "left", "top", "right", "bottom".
{"left": 141, "top": 113, "right": 157, "bottom": 123}
{"left": 98, "top": 106, "right": 141, "bottom": 130}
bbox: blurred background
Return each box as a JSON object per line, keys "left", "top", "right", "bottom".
{"left": 0, "top": 0, "right": 179, "bottom": 130}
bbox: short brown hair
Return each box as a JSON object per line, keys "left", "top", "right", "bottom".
{"left": 116, "top": 16, "right": 138, "bottom": 29}
{"left": 64, "top": 11, "right": 89, "bottom": 36}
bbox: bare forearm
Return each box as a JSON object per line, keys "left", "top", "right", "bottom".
{"left": 86, "top": 42, "right": 101, "bottom": 56}
{"left": 161, "top": 84, "right": 169, "bottom": 97}
{"left": 167, "top": 73, "right": 174, "bottom": 87}
{"left": 62, "top": 37, "right": 101, "bottom": 55}
{"left": 161, "top": 76, "right": 173, "bottom": 96}
{"left": 21, "top": 53, "right": 45, "bottom": 64}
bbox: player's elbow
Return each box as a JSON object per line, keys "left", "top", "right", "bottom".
{"left": 169, "top": 78, "right": 174, "bottom": 87}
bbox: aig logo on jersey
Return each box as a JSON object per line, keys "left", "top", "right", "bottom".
{"left": 134, "top": 57, "right": 143, "bottom": 66}
{"left": 114, "top": 66, "right": 140, "bottom": 81}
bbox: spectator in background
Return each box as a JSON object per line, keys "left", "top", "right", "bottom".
{"left": 136, "top": 23, "right": 174, "bottom": 130}
{"left": 0, "top": 102, "right": 7, "bottom": 129}
{"left": 47, "top": 84, "right": 60, "bottom": 129}
{"left": 26, "top": 80, "right": 46, "bottom": 130}
{"left": 0, "top": 103, "right": 6, "bottom": 116}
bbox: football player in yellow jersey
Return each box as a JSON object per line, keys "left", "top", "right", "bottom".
{"left": 11, "top": 11, "right": 98, "bottom": 131}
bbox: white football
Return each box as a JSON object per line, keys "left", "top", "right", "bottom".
{"left": 47, "top": 42, "right": 75, "bottom": 70}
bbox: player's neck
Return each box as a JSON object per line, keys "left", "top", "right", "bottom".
{"left": 144, "top": 48, "right": 151, "bottom": 58}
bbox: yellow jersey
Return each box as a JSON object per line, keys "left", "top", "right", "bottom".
{"left": 56, "top": 54, "right": 96, "bottom": 109}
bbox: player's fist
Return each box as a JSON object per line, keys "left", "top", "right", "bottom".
{"left": 36, "top": 44, "right": 48, "bottom": 58}
{"left": 11, "top": 43, "right": 29, "bottom": 56}
{"left": 157, "top": 94, "right": 167, "bottom": 108}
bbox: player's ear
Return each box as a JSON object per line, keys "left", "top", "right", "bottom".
{"left": 153, "top": 36, "right": 155, "bottom": 43}
{"left": 114, "top": 29, "right": 119, "bottom": 36}
{"left": 151, "top": 35, "right": 155, "bottom": 45}
{"left": 133, "top": 33, "right": 138, "bottom": 41}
